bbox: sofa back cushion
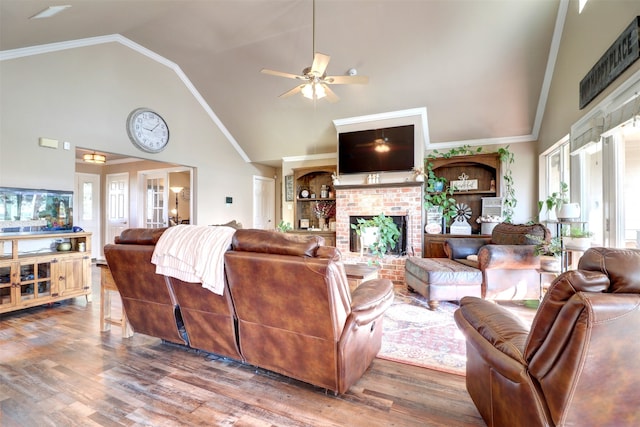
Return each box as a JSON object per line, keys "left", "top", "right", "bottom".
{"left": 491, "top": 222, "right": 550, "bottom": 245}
{"left": 114, "top": 227, "right": 167, "bottom": 245}
{"left": 231, "top": 228, "right": 324, "bottom": 257}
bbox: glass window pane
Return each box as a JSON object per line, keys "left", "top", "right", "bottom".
{"left": 623, "top": 132, "right": 640, "bottom": 248}
{"left": 584, "top": 142, "right": 603, "bottom": 246}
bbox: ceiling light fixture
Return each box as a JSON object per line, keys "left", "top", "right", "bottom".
{"left": 29, "top": 5, "right": 72, "bottom": 19}
{"left": 302, "top": 81, "right": 326, "bottom": 100}
{"left": 83, "top": 153, "right": 106, "bottom": 164}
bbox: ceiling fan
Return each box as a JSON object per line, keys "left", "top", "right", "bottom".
{"left": 260, "top": 0, "right": 368, "bottom": 102}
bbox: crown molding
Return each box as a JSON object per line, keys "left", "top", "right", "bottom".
{"left": 0, "top": 34, "right": 251, "bottom": 163}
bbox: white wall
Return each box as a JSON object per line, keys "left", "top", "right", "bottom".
{"left": 0, "top": 42, "right": 274, "bottom": 227}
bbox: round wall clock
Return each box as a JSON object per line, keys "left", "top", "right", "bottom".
{"left": 126, "top": 108, "right": 169, "bottom": 153}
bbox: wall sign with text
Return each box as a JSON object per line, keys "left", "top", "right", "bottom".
{"left": 580, "top": 16, "right": 640, "bottom": 110}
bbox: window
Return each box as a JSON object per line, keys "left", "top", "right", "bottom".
{"left": 544, "top": 71, "right": 640, "bottom": 250}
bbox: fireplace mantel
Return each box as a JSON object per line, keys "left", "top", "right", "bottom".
{"left": 335, "top": 181, "right": 424, "bottom": 191}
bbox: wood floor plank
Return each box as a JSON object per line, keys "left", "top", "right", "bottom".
{"left": 0, "top": 265, "right": 485, "bottom": 426}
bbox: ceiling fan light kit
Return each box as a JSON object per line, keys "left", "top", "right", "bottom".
{"left": 260, "top": 0, "right": 368, "bottom": 102}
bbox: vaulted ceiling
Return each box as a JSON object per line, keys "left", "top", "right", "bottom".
{"left": 0, "top": 0, "right": 562, "bottom": 166}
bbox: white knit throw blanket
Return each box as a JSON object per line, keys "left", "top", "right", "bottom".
{"left": 151, "top": 225, "right": 236, "bottom": 295}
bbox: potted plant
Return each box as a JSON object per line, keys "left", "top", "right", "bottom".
{"left": 563, "top": 227, "right": 593, "bottom": 251}
{"left": 276, "top": 220, "right": 292, "bottom": 232}
{"left": 351, "top": 213, "right": 401, "bottom": 263}
{"left": 538, "top": 181, "right": 580, "bottom": 220}
{"left": 527, "top": 233, "right": 562, "bottom": 272}
{"left": 423, "top": 160, "right": 457, "bottom": 231}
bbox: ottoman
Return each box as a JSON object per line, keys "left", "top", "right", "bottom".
{"left": 405, "top": 257, "right": 482, "bottom": 310}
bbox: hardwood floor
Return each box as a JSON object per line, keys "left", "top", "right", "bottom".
{"left": 0, "top": 265, "right": 485, "bottom": 427}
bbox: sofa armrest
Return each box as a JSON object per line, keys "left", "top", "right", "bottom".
{"left": 350, "top": 279, "right": 394, "bottom": 325}
{"left": 444, "top": 238, "right": 491, "bottom": 259}
{"left": 477, "top": 244, "right": 539, "bottom": 270}
{"left": 455, "top": 296, "right": 530, "bottom": 365}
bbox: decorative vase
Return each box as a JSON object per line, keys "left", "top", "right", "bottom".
{"left": 556, "top": 203, "right": 580, "bottom": 220}
{"left": 360, "top": 226, "right": 379, "bottom": 256}
{"left": 433, "top": 181, "right": 445, "bottom": 192}
{"left": 481, "top": 222, "right": 499, "bottom": 235}
{"left": 564, "top": 236, "right": 591, "bottom": 251}
{"left": 540, "top": 255, "right": 561, "bottom": 272}
{"left": 415, "top": 174, "right": 424, "bottom": 182}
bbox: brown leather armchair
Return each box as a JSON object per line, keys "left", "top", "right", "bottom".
{"left": 454, "top": 247, "right": 640, "bottom": 427}
{"left": 224, "top": 229, "right": 395, "bottom": 394}
{"left": 444, "top": 222, "right": 550, "bottom": 300}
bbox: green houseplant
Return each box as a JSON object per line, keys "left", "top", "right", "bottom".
{"left": 563, "top": 227, "right": 593, "bottom": 251}
{"left": 527, "top": 233, "right": 562, "bottom": 272}
{"left": 351, "top": 213, "right": 401, "bottom": 263}
{"left": 423, "top": 159, "right": 457, "bottom": 228}
{"left": 498, "top": 146, "right": 517, "bottom": 223}
{"left": 538, "top": 181, "right": 569, "bottom": 218}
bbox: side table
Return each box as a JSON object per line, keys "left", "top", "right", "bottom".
{"left": 97, "top": 260, "right": 133, "bottom": 338}
{"left": 344, "top": 264, "right": 379, "bottom": 293}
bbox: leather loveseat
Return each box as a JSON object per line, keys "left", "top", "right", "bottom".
{"left": 444, "top": 222, "right": 551, "bottom": 300}
{"left": 103, "top": 227, "right": 394, "bottom": 394}
{"left": 454, "top": 247, "right": 640, "bottom": 427}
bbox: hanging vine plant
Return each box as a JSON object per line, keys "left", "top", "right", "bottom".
{"left": 498, "top": 145, "right": 516, "bottom": 223}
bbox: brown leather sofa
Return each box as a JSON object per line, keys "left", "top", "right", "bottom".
{"left": 104, "top": 227, "right": 394, "bottom": 394}
{"left": 444, "top": 222, "right": 551, "bottom": 300}
{"left": 454, "top": 247, "right": 640, "bottom": 427}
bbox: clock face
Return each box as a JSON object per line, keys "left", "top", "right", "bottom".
{"left": 126, "top": 108, "right": 169, "bottom": 153}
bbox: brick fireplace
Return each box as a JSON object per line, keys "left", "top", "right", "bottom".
{"left": 335, "top": 182, "right": 424, "bottom": 284}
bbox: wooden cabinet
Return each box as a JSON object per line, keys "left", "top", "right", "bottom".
{"left": 0, "top": 232, "right": 92, "bottom": 314}
{"left": 429, "top": 152, "right": 501, "bottom": 234}
{"left": 292, "top": 165, "right": 336, "bottom": 243}
{"left": 424, "top": 233, "right": 490, "bottom": 258}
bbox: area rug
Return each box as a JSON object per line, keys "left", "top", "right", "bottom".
{"left": 378, "top": 286, "right": 538, "bottom": 376}
{"left": 378, "top": 287, "right": 467, "bottom": 375}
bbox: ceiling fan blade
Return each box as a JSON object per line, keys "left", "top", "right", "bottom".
{"left": 310, "top": 52, "right": 330, "bottom": 76}
{"left": 279, "top": 84, "right": 304, "bottom": 98}
{"left": 322, "top": 84, "right": 339, "bottom": 103}
{"left": 261, "top": 68, "right": 304, "bottom": 80}
{"left": 324, "top": 75, "right": 369, "bottom": 85}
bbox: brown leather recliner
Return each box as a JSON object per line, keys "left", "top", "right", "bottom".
{"left": 444, "top": 222, "right": 551, "bottom": 300}
{"left": 224, "top": 229, "right": 395, "bottom": 394}
{"left": 454, "top": 247, "right": 640, "bottom": 427}
{"left": 104, "top": 228, "right": 242, "bottom": 360}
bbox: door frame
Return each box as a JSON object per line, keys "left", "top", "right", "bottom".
{"left": 137, "top": 166, "right": 193, "bottom": 227}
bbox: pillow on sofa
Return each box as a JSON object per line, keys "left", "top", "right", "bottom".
{"left": 491, "top": 223, "right": 550, "bottom": 245}
{"left": 231, "top": 229, "right": 323, "bottom": 257}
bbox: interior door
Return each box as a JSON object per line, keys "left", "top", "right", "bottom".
{"left": 253, "top": 176, "right": 275, "bottom": 229}
{"left": 142, "top": 172, "right": 168, "bottom": 228}
{"left": 74, "top": 172, "right": 101, "bottom": 259}
{"left": 106, "top": 173, "right": 129, "bottom": 246}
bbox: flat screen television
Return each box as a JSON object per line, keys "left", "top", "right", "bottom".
{"left": 338, "top": 124, "right": 415, "bottom": 175}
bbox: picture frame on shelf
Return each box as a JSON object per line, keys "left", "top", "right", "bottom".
{"left": 299, "top": 218, "right": 310, "bottom": 229}
{"left": 285, "top": 175, "right": 294, "bottom": 202}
